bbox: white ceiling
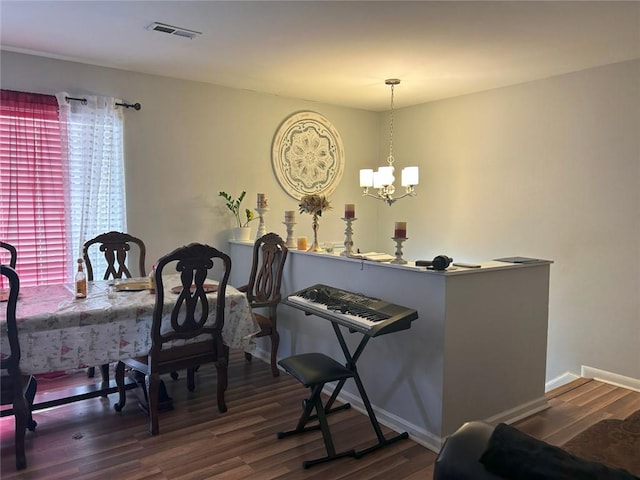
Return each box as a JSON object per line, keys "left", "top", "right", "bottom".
{"left": 1, "top": 1, "right": 639, "bottom": 111}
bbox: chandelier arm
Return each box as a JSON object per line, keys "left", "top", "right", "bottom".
{"left": 361, "top": 190, "right": 413, "bottom": 206}
{"left": 361, "top": 191, "right": 386, "bottom": 200}
{"left": 392, "top": 189, "right": 417, "bottom": 201}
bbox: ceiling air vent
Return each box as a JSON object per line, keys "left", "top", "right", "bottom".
{"left": 146, "top": 22, "right": 201, "bottom": 40}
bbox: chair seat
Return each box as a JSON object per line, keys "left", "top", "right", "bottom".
{"left": 279, "top": 353, "right": 353, "bottom": 387}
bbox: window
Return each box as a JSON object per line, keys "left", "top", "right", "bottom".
{"left": 0, "top": 90, "right": 126, "bottom": 286}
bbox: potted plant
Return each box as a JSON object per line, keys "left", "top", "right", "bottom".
{"left": 219, "top": 190, "right": 256, "bottom": 241}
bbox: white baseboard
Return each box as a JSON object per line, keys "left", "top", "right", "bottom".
{"left": 327, "top": 386, "right": 445, "bottom": 453}
{"left": 483, "top": 396, "right": 550, "bottom": 425}
{"left": 581, "top": 366, "right": 640, "bottom": 392}
{"left": 545, "top": 372, "right": 581, "bottom": 392}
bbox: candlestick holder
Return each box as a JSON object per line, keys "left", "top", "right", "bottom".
{"left": 390, "top": 237, "right": 408, "bottom": 264}
{"left": 341, "top": 217, "right": 357, "bottom": 256}
{"left": 282, "top": 221, "right": 297, "bottom": 249}
{"left": 254, "top": 207, "right": 269, "bottom": 239}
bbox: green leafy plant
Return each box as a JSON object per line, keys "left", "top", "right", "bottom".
{"left": 219, "top": 190, "right": 256, "bottom": 228}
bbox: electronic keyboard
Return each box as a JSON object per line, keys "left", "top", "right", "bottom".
{"left": 284, "top": 284, "right": 418, "bottom": 337}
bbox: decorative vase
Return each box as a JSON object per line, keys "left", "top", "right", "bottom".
{"left": 233, "top": 227, "right": 252, "bottom": 242}
{"left": 308, "top": 213, "right": 323, "bottom": 252}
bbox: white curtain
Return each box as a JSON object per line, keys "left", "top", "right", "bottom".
{"left": 56, "top": 93, "right": 127, "bottom": 279}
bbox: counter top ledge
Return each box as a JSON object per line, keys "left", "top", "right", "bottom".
{"left": 228, "top": 241, "right": 552, "bottom": 276}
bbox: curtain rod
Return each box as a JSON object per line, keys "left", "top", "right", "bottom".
{"left": 65, "top": 96, "right": 142, "bottom": 111}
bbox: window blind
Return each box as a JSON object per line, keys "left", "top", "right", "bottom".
{"left": 0, "top": 90, "right": 68, "bottom": 286}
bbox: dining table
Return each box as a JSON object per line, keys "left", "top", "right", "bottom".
{"left": 0, "top": 273, "right": 260, "bottom": 411}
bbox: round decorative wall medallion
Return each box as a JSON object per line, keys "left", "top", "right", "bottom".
{"left": 272, "top": 111, "right": 345, "bottom": 200}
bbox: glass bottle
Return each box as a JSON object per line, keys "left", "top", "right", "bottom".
{"left": 148, "top": 263, "right": 156, "bottom": 294}
{"left": 75, "top": 258, "right": 87, "bottom": 298}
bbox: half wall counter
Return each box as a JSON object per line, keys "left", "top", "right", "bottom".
{"left": 229, "top": 240, "right": 552, "bottom": 452}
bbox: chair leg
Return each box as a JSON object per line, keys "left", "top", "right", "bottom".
{"left": 113, "top": 362, "right": 127, "bottom": 412}
{"left": 270, "top": 330, "right": 280, "bottom": 377}
{"left": 148, "top": 372, "right": 160, "bottom": 435}
{"left": 24, "top": 375, "right": 37, "bottom": 431}
{"left": 187, "top": 368, "right": 196, "bottom": 392}
{"left": 87, "top": 366, "right": 95, "bottom": 378}
{"left": 99, "top": 363, "right": 110, "bottom": 398}
{"left": 215, "top": 345, "right": 229, "bottom": 413}
{"left": 100, "top": 363, "right": 110, "bottom": 383}
{"left": 244, "top": 351, "right": 253, "bottom": 362}
{"left": 13, "top": 384, "right": 28, "bottom": 470}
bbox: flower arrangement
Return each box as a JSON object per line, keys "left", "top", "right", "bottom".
{"left": 298, "top": 194, "right": 332, "bottom": 217}
{"left": 219, "top": 190, "right": 256, "bottom": 228}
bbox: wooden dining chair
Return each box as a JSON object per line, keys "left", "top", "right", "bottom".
{"left": 1, "top": 265, "right": 37, "bottom": 471}
{"left": 82, "top": 231, "right": 147, "bottom": 381}
{"left": 1, "top": 241, "right": 18, "bottom": 268}
{"left": 82, "top": 231, "right": 147, "bottom": 282}
{"left": 113, "top": 242, "right": 232, "bottom": 435}
{"left": 237, "top": 232, "right": 288, "bottom": 377}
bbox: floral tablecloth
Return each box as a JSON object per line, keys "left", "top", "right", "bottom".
{"left": 0, "top": 274, "right": 259, "bottom": 374}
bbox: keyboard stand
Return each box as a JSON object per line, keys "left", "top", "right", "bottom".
{"left": 278, "top": 307, "right": 409, "bottom": 468}
{"left": 327, "top": 321, "right": 410, "bottom": 459}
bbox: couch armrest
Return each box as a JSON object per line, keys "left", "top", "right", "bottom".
{"left": 434, "top": 421, "right": 505, "bottom": 480}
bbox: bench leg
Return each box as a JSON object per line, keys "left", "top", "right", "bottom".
{"left": 277, "top": 383, "right": 355, "bottom": 468}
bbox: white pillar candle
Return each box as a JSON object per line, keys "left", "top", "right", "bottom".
{"left": 257, "top": 193, "right": 268, "bottom": 208}
{"left": 284, "top": 210, "right": 295, "bottom": 222}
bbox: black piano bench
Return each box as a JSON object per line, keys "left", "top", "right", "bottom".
{"left": 277, "top": 352, "right": 357, "bottom": 469}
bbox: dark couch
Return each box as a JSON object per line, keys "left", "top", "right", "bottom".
{"left": 433, "top": 421, "right": 639, "bottom": 480}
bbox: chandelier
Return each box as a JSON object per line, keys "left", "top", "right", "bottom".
{"left": 359, "top": 79, "right": 419, "bottom": 206}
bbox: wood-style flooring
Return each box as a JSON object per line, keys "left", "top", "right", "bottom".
{"left": 1, "top": 350, "right": 639, "bottom": 479}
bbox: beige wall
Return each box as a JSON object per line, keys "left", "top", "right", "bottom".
{"left": 386, "top": 59, "right": 640, "bottom": 383}
{"left": 0, "top": 51, "right": 381, "bottom": 263}
{"left": 1, "top": 50, "right": 638, "bottom": 385}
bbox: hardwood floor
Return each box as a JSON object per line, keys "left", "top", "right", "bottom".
{"left": 1, "top": 351, "right": 639, "bottom": 479}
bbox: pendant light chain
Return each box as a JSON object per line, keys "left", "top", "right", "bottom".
{"left": 388, "top": 83, "right": 395, "bottom": 166}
